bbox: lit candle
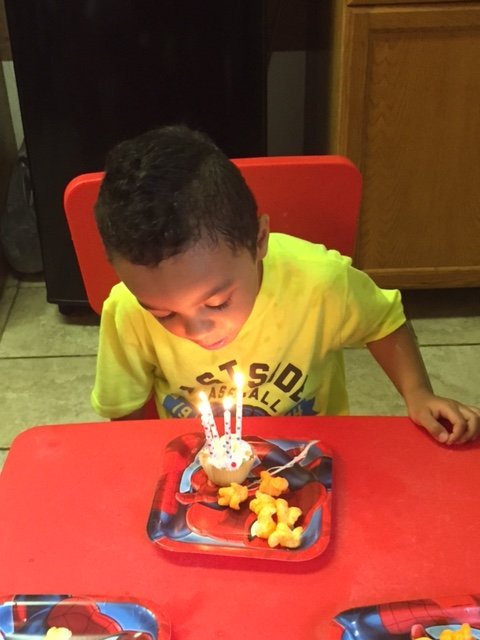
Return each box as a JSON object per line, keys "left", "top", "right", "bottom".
{"left": 223, "top": 396, "right": 233, "bottom": 435}
{"left": 223, "top": 396, "right": 234, "bottom": 469}
{"left": 199, "top": 402, "right": 215, "bottom": 456}
{"left": 198, "top": 391, "right": 219, "bottom": 440}
{"left": 233, "top": 372, "right": 244, "bottom": 440}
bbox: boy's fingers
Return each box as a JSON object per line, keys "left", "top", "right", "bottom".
{"left": 441, "top": 407, "right": 468, "bottom": 444}
{"left": 414, "top": 402, "right": 480, "bottom": 445}
{"left": 422, "top": 404, "right": 466, "bottom": 444}
{"left": 420, "top": 413, "right": 449, "bottom": 443}
{"left": 446, "top": 421, "right": 468, "bottom": 444}
{"left": 457, "top": 406, "right": 480, "bottom": 443}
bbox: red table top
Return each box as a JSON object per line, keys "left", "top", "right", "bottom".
{"left": 0, "top": 416, "right": 479, "bottom": 640}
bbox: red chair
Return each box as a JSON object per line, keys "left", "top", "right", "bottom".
{"left": 64, "top": 155, "right": 362, "bottom": 316}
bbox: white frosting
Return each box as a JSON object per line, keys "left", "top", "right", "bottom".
{"left": 204, "top": 435, "right": 253, "bottom": 470}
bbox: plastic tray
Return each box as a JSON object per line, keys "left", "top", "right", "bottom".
{"left": 0, "top": 594, "right": 170, "bottom": 640}
{"left": 332, "top": 594, "right": 480, "bottom": 639}
{"left": 147, "top": 433, "right": 332, "bottom": 561}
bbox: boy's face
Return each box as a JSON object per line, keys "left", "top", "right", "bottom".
{"left": 112, "top": 217, "right": 269, "bottom": 350}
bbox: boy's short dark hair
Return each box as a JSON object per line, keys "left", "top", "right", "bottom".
{"left": 95, "top": 125, "right": 259, "bottom": 266}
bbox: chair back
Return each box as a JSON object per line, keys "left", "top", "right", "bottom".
{"left": 64, "top": 156, "right": 362, "bottom": 315}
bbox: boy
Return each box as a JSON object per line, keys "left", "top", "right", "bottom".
{"left": 92, "top": 125, "right": 480, "bottom": 444}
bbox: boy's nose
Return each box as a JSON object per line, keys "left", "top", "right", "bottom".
{"left": 183, "top": 316, "right": 214, "bottom": 339}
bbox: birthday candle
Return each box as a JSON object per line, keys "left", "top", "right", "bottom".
{"left": 233, "top": 372, "right": 244, "bottom": 440}
{"left": 223, "top": 396, "right": 234, "bottom": 469}
{"left": 198, "top": 391, "right": 219, "bottom": 440}
{"left": 199, "top": 403, "right": 215, "bottom": 456}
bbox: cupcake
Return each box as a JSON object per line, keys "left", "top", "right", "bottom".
{"left": 199, "top": 435, "right": 256, "bottom": 486}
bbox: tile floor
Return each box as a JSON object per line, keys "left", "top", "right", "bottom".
{"left": 0, "top": 273, "right": 479, "bottom": 472}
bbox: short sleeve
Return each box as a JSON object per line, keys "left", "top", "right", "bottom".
{"left": 91, "top": 292, "right": 156, "bottom": 418}
{"left": 339, "top": 265, "right": 406, "bottom": 348}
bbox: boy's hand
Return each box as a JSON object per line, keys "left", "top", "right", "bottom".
{"left": 367, "top": 324, "right": 479, "bottom": 446}
{"left": 406, "top": 390, "right": 480, "bottom": 445}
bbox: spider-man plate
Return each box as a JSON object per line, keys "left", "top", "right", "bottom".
{"left": 331, "top": 594, "right": 480, "bottom": 639}
{"left": 146, "top": 433, "right": 332, "bottom": 561}
{"left": 0, "top": 594, "right": 170, "bottom": 640}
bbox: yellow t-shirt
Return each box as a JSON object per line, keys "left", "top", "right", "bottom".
{"left": 91, "top": 233, "right": 406, "bottom": 419}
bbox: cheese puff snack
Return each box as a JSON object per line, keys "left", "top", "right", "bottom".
{"left": 275, "top": 498, "right": 302, "bottom": 527}
{"left": 258, "top": 470, "right": 289, "bottom": 497}
{"left": 249, "top": 490, "right": 276, "bottom": 515}
{"left": 45, "top": 629, "right": 72, "bottom": 640}
{"left": 250, "top": 504, "right": 277, "bottom": 539}
{"left": 439, "top": 624, "right": 474, "bottom": 640}
{"left": 217, "top": 482, "right": 249, "bottom": 510}
{"left": 268, "top": 522, "right": 304, "bottom": 549}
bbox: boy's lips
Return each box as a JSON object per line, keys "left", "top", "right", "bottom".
{"left": 196, "top": 337, "right": 228, "bottom": 350}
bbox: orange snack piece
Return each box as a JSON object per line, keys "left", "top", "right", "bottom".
{"left": 275, "top": 498, "right": 302, "bottom": 527}
{"left": 250, "top": 504, "right": 277, "bottom": 539}
{"left": 268, "top": 522, "right": 303, "bottom": 549}
{"left": 249, "top": 490, "right": 276, "bottom": 515}
{"left": 258, "top": 470, "right": 289, "bottom": 497}
{"left": 217, "top": 482, "right": 249, "bottom": 510}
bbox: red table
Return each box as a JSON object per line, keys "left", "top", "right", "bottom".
{"left": 0, "top": 416, "right": 479, "bottom": 639}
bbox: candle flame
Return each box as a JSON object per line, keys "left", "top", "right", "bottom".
{"left": 233, "top": 372, "right": 244, "bottom": 388}
{"left": 223, "top": 396, "right": 233, "bottom": 410}
{"left": 199, "top": 390, "right": 208, "bottom": 402}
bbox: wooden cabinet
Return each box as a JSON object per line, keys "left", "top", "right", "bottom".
{"left": 329, "top": 0, "right": 480, "bottom": 288}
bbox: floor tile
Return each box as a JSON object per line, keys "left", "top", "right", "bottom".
{"left": 402, "top": 289, "right": 480, "bottom": 346}
{"left": 0, "top": 355, "right": 106, "bottom": 447}
{"left": 3, "top": 272, "right": 20, "bottom": 288}
{"left": 0, "top": 449, "right": 8, "bottom": 473}
{"left": 422, "top": 344, "right": 480, "bottom": 407}
{"left": 18, "top": 273, "right": 46, "bottom": 288}
{"left": 410, "top": 316, "right": 480, "bottom": 346}
{"left": 344, "top": 348, "right": 406, "bottom": 415}
{"left": 0, "top": 285, "right": 17, "bottom": 339}
{"left": 0, "top": 286, "right": 99, "bottom": 358}
{"left": 344, "top": 344, "right": 480, "bottom": 415}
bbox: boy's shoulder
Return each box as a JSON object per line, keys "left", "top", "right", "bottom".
{"left": 265, "top": 234, "right": 355, "bottom": 303}
{"left": 268, "top": 233, "right": 352, "bottom": 271}
{"left": 102, "top": 282, "right": 144, "bottom": 316}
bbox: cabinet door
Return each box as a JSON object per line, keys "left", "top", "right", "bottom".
{"left": 334, "top": 4, "right": 480, "bottom": 288}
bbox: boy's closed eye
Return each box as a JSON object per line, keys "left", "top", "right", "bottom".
{"left": 205, "top": 297, "right": 232, "bottom": 311}
{"left": 145, "top": 295, "right": 233, "bottom": 322}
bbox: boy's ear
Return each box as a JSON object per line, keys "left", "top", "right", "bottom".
{"left": 256, "top": 214, "right": 270, "bottom": 259}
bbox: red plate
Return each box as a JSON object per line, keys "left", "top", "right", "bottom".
{"left": 147, "top": 433, "right": 332, "bottom": 561}
{"left": 0, "top": 594, "right": 170, "bottom": 640}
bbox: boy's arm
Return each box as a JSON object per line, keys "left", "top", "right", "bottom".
{"left": 366, "top": 322, "right": 480, "bottom": 444}
{"left": 111, "top": 406, "right": 146, "bottom": 421}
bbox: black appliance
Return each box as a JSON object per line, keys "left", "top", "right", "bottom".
{"left": 4, "top": 1, "right": 267, "bottom": 311}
